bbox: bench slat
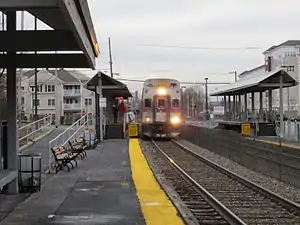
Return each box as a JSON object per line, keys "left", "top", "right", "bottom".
{"left": 0, "top": 170, "right": 17, "bottom": 188}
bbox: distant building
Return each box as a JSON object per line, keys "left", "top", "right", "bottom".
{"left": 238, "top": 40, "right": 300, "bottom": 114}
{"left": 21, "top": 69, "right": 96, "bottom": 124}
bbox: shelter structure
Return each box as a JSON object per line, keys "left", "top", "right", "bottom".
{"left": 85, "top": 72, "right": 132, "bottom": 140}
{"left": 210, "top": 69, "right": 297, "bottom": 135}
{"left": 0, "top": 0, "right": 99, "bottom": 193}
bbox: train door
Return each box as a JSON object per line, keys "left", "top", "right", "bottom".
{"left": 153, "top": 95, "right": 171, "bottom": 123}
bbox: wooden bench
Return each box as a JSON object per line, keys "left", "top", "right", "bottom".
{"left": 68, "top": 137, "right": 87, "bottom": 159}
{"left": 0, "top": 170, "right": 17, "bottom": 189}
{"left": 51, "top": 146, "right": 79, "bottom": 173}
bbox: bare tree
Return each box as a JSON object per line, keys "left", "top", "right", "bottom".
{"left": 182, "top": 85, "right": 205, "bottom": 120}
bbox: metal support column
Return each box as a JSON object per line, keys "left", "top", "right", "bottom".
{"left": 259, "top": 91, "right": 263, "bottom": 121}
{"left": 228, "top": 95, "right": 231, "bottom": 121}
{"left": 251, "top": 92, "right": 255, "bottom": 116}
{"left": 98, "top": 78, "right": 103, "bottom": 142}
{"left": 244, "top": 93, "right": 248, "bottom": 121}
{"left": 233, "top": 95, "right": 236, "bottom": 120}
{"left": 268, "top": 89, "right": 272, "bottom": 121}
{"left": 224, "top": 95, "right": 227, "bottom": 120}
{"left": 6, "top": 10, "right": 18, "bottom": 193}
{"left": 238, "top": 95, "right": 242, "bottom": 120}
{"left": 279, "top": 72, "right": 284, "bottom": 139}
{"left": 95, "top": 92, "right": 100, "bottom": 141}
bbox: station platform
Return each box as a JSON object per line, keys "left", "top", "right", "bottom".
{"left": 0, "top": 139, "right": 184, "bottom": 225}
{"left": 248, "top": 136, "right": 300, "bottom": 149}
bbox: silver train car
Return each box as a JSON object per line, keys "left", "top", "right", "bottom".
{"left": 140, "top": 78, "right": 182, "bottom": 138}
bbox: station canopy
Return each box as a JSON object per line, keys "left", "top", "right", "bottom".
{"left": 85, "top": 72, "right": 132, "bottom": 98}
{"left": 210, "top": 69, "right": 297, "bottom": 96}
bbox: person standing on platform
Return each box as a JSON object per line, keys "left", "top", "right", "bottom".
{"left": 113, "top": 103, "right": 118, "bottom": 123}
{"left": 118, "top": 101, "right": 126, "bottom": 123}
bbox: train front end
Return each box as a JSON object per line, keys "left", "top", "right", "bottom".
{"left": 141, "top": 79, "right": 182, "bottom": 139}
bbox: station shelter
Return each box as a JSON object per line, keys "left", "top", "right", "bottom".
{"left": 85, "top": 72, "right": 132, "bottom": 140}
{"left": 210, "top": 69, "right": 297, "bottom": 136}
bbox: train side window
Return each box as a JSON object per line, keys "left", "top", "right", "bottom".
{"left": 144, "top": 99, "right": 152, "bottom": 107}
{"left": 157, "top": 99, "right": 165, "bottom": 108}
{"left": 172, "top": 99, "right": 179, "bottom": 108}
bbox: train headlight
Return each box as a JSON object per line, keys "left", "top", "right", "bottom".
{"left": 170, "top": 116, "right": 181, "bottom": 124}
{"left": 145, "top": 117, "right": 151, "bottom": 123}
{"left": 157, "top": 88, "right": 167, "bottom": 96}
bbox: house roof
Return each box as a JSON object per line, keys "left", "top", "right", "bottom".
{"left": 48, "top": 69, "right": 80, "bottom": 83}
{"left": 210, "top": 69, "right": 297, "bottom": 96}
{"left": 239, "top": 65, "right": 265, "bottom": 77}
{"left": 263, "top": 40, "right": 300, "bottom": 54}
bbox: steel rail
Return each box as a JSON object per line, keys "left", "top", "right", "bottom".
{"left": 151, "top": 139, "right": 247, "bottom": 225}
{"left": 172, "top": 139, "right": 300, "bottom": 216}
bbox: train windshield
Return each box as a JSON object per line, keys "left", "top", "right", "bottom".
{"left": 172, "top": 99, "right": 179, "bottom": 108}
{"left": 144, "top": 99, "right": 152, "bottom": 107}
{"left": 157, "top": 99, "right": 166, "bottom": 108}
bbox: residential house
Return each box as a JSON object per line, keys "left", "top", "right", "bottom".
{"left": 21, "top": 69, "right": 96, "bottom": 124}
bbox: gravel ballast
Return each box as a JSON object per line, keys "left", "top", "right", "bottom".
{"left": 176, "top": 138, "right": 300, "bottom": 204}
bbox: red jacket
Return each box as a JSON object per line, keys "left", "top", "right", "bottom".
{"left": 118, "top": 103, "right": 126, "bottom": 114}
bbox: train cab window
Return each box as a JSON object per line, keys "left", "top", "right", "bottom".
{"left": 172, "top": 99, "right": 179, "bottom": 108}
{"left": 144, "top": 99, "right": 152, "bottom": 107}
{"left": 157, "top": 99, "right": 166, "bottom": 108}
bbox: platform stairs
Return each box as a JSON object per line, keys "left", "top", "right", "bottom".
{"left": 105, "top": 113, "right": 136, "bottom": 139}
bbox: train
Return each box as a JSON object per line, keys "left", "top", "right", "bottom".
{"left": 140, "top": 78, "right": 182, "bottom": 139}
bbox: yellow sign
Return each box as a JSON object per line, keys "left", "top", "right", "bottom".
{"left": 241, "top": 123, "right": 251, "bottom": 136}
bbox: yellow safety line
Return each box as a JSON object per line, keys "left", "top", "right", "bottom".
{"left": 129, "top": 139, "right": 184, "bottom": 225}
{"left": 247, "top": 137, "right": 300, "bottom": 149}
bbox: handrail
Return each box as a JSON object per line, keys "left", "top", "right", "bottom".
{"left": 48, "top": 115, "right": 89, "bottom": 173}
{"left": 18, "top": 115, "right": 53, "bottom": 148}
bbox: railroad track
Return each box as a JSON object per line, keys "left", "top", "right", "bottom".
{"left": 151, "top": 140, "right": 300, "bottom": 225}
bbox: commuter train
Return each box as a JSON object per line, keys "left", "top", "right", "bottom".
{"left": 140, "top": 78, "right": 182, "bottom": 138}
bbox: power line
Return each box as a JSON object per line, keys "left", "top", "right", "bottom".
{"left": 132, "top": 44, "right": 262, "bottom": 51}
{"left": 117, "top": 77, "right": 231, "bottom": 85}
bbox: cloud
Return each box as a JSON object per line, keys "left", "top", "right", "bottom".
{"left": 87, "top": 0, "right": 300, "bottom": 91}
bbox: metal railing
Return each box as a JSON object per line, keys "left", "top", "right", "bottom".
{"left": 18, "top": 115, "right": 53, "bottom": 149}
{"left": 48, "top": 115, "right": 89, "bottom": 173}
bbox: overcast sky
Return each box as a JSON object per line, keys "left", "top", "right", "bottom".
{"left": 86, "top": 0, "right": 300, "bottom": 92}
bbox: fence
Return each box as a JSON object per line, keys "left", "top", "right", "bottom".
{"left": 48, "top": 115, "right": 89, "bottom": 173}
{"left": 18, "top": 115, "right": 53, "bottom": 149}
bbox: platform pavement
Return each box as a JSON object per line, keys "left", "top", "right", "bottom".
{"left": 0, "top": 139, "right": 146, "bottom": 225}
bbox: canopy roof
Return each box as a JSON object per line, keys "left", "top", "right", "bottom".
{"left": 210, "top": 69, "right": 297, "bottom": 96}
{"left": 85, "top": 72, "right": 132, "bottom": 98}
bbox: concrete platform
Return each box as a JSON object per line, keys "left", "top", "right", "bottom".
{"left": 0, "top": 139, "right": 145, "bottom": 225}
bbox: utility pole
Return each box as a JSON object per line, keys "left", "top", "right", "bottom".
{"left": 108, "top": 37, "right": 113, "bottom": 78}
{"left": 34, "top": 16, "right": 38, "bottom": 121}
{"left": 205, "top": 78, "right": 209, "bottom": 120}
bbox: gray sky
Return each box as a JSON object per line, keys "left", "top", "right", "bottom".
{"left": 88, "top": 0, "right": 300, "bottom": 90}
{"left": 19, "top": 1, "right": 300, "bottom": 93}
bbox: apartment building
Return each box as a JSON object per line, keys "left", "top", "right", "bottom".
{"left": 238, "top": 40, "right": 300, "bottom": 114}
{"left": 21, "top": 69, "right": 96, "bottom": 124}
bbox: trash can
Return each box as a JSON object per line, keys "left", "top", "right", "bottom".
{"left": 18, "top": 153, "right": 42, "bottom": 193}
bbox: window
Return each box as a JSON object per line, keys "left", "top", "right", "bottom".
{"left": 172, "top": 99, "right": 180, "bottom": 108}
{"left": 33, "top": 99, "right": 40, "bottom": 106}
{"left": 21, "top": 86, "right": 24, "bottom": 90}
{"left": 47, "top": 85, "right": 55, "bottom": 92}
{"left": 48, "top": 99, "right": 55, "bottom": 106}
{"left": 157, "top": 99, "right": 165, "bottom": 108}
{"left": 85, "top": 98, "right": 92, "bottom": 105}
{"left": 21, "top": 97, "right": 25, "bottom": 105}
{"left": 287, "top": 66, "right": 295, "bottom": 72}
{"left": 144, "top": 99, "right": 152, "bottom": 107}
{"left": 74, "top": 99, "right": 78, "bottom": 104}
